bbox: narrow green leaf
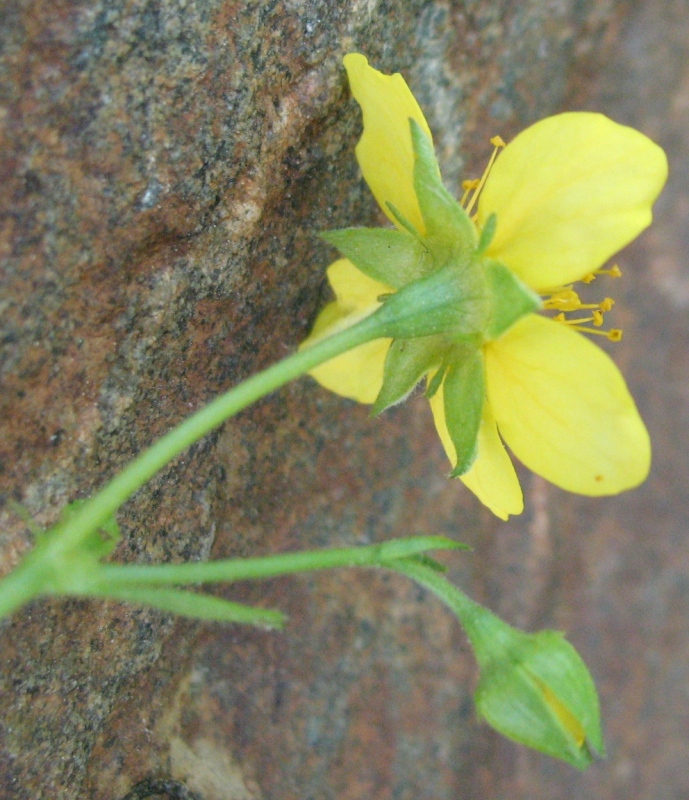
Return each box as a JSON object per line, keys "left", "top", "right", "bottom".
{"left": 372, "top": 336, "right": 447, "bottom": 415}
{"left": 95, "top": 587, "right": 285, "bottom": 629}
{"left": 322, "top": 227, "right": 431, "bottom": 288}
{"left": 443, "top": 347, "right": 485, "bottom": 476}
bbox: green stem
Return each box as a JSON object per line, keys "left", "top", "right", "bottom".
{"left": 95, "top": 537, "right": 466, "bottom": 589}
{"left": 0, "top": 313, "right": 385, "bottom": 618}
{"left": 390, "top": 558, "right": 497, "bottom": 651}
{"left": 47, "top": 314, "right": 382, "bottom": 553}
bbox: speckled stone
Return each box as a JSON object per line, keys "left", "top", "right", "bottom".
{"left": 3, "top": 1, "right": 686, "bottom": 798}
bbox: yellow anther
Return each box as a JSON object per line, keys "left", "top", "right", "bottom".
{"left": 591, "top": 264, "right": 622, "bottom": 279}
{"left": 465, "top": 136, "right": 505, "bottom": 214}
{"left": 460, "top": 179, "right": 480, "bottom": 206}
{"left": 582, "top": 264, "right": 622, "bottom": 283}
{"left": 547, "top": 269, "right": 621, "bottom": 342}
{"left": 542, "top": 289, "right": 582, "bottom": 311}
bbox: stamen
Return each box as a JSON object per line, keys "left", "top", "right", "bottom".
{"left": 542, "top": 290, "right": 611, "bottom": 313}
{"left": 552, "top": 313, "right": 622, "bottom": 341}
{"left": 543, "top": 289, "right": 582, "bottom": 311}
{"left": 557, "top": 315, "right": 596, "bottom": 326}
{"left": 566, "top": 326, "right": 623, "bottom": 341}
{"left": 583, "top": 264, "right": 622, "bottom": 283}
{"left": 460, "top": 179, "right": 480, "bottom": 206}
{"left": 464, "top": 136, "right": 506, "bottom": 215}
{"left": 544, "top": 266, "right": 620, "bottom": 341}
{"left": 603, "top": 264, "right": 622, "bottom": 278}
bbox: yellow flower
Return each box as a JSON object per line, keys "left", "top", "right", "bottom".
{"left": 304, "top": 53, "right": 667, "bottom": 519}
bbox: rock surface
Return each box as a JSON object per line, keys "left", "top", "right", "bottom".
{"left": 1, "top": 0, "right": 688, "bottom": 798}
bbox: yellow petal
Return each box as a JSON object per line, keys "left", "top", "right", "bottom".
{"left": 344, "top": 53, "right": 433, "bottom": 234}
{"left": 301, "top": 259, "right": 392, "bottom": 404}
{"left": 486, "top": 314, "right": 651, "bottom": 495}
{"left": 429, "top": 383, "right": 524, "bottom": 520}
{"left": 478, "top": 112, "right": 668, "bottom": 290}
{"left": 326, "top": 257, "right": 392, "bottom": 310}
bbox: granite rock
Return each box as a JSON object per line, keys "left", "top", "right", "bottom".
{"left": 3, "top": 1, "right": 687, "bottom": 798}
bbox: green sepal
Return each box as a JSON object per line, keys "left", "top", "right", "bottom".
{"left": 484, "top": 259, "right": 542, "bottom": 340}
{"left": 386, "top": 201, "right": 421, "bottom": 237}
{"left": 372, "top": 335, "right": 447, "bottom": 415}
{"left": 476, "top": 213, "right": 497, "bottom": 255}
{"left": 410, "top": 119, "right": 477, "bottom": 267}
{"left": 321, "top": 227, "right": 431, "bottom": 289}
{"left": 442, "top": 347, "right": 485, "bottom": 476}
{"left": 425, "top": 362, "right": 448, "bottom": 399}
{"left": 373, "top": 258, "right": 489, "bottom": 340}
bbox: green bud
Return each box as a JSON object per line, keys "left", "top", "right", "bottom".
{"left": 474, "top": 625, "right": 604, "bottom": 769}
{"left": 458, "top": 591, "right": 605, "bottom": 769}
{"left": 393, "top": 559, "right": 605, "bottom": 770}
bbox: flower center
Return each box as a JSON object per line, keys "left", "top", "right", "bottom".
{"left": 541, "top": 265, "right": 623, "bottom": 341}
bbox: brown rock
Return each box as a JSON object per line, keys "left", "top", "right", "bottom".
{"left": 3, "top": 1, "right": 687, "bottom": 798}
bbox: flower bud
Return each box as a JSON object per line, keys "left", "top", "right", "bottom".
{"left": 466, "top": 600, "right": 605, "bottom": 768}
{"left": 394, "top": 558, "right": 604, "bottom": 768}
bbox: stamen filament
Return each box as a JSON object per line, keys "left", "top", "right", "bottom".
{"left": 555, "top": 314, "right": 596, "bottom": 325}
{"left": 464, "top": 137, "right": 506, "bottom": 215}
{"left": 460, "top": 179, "right": 480, "bottom": 207}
